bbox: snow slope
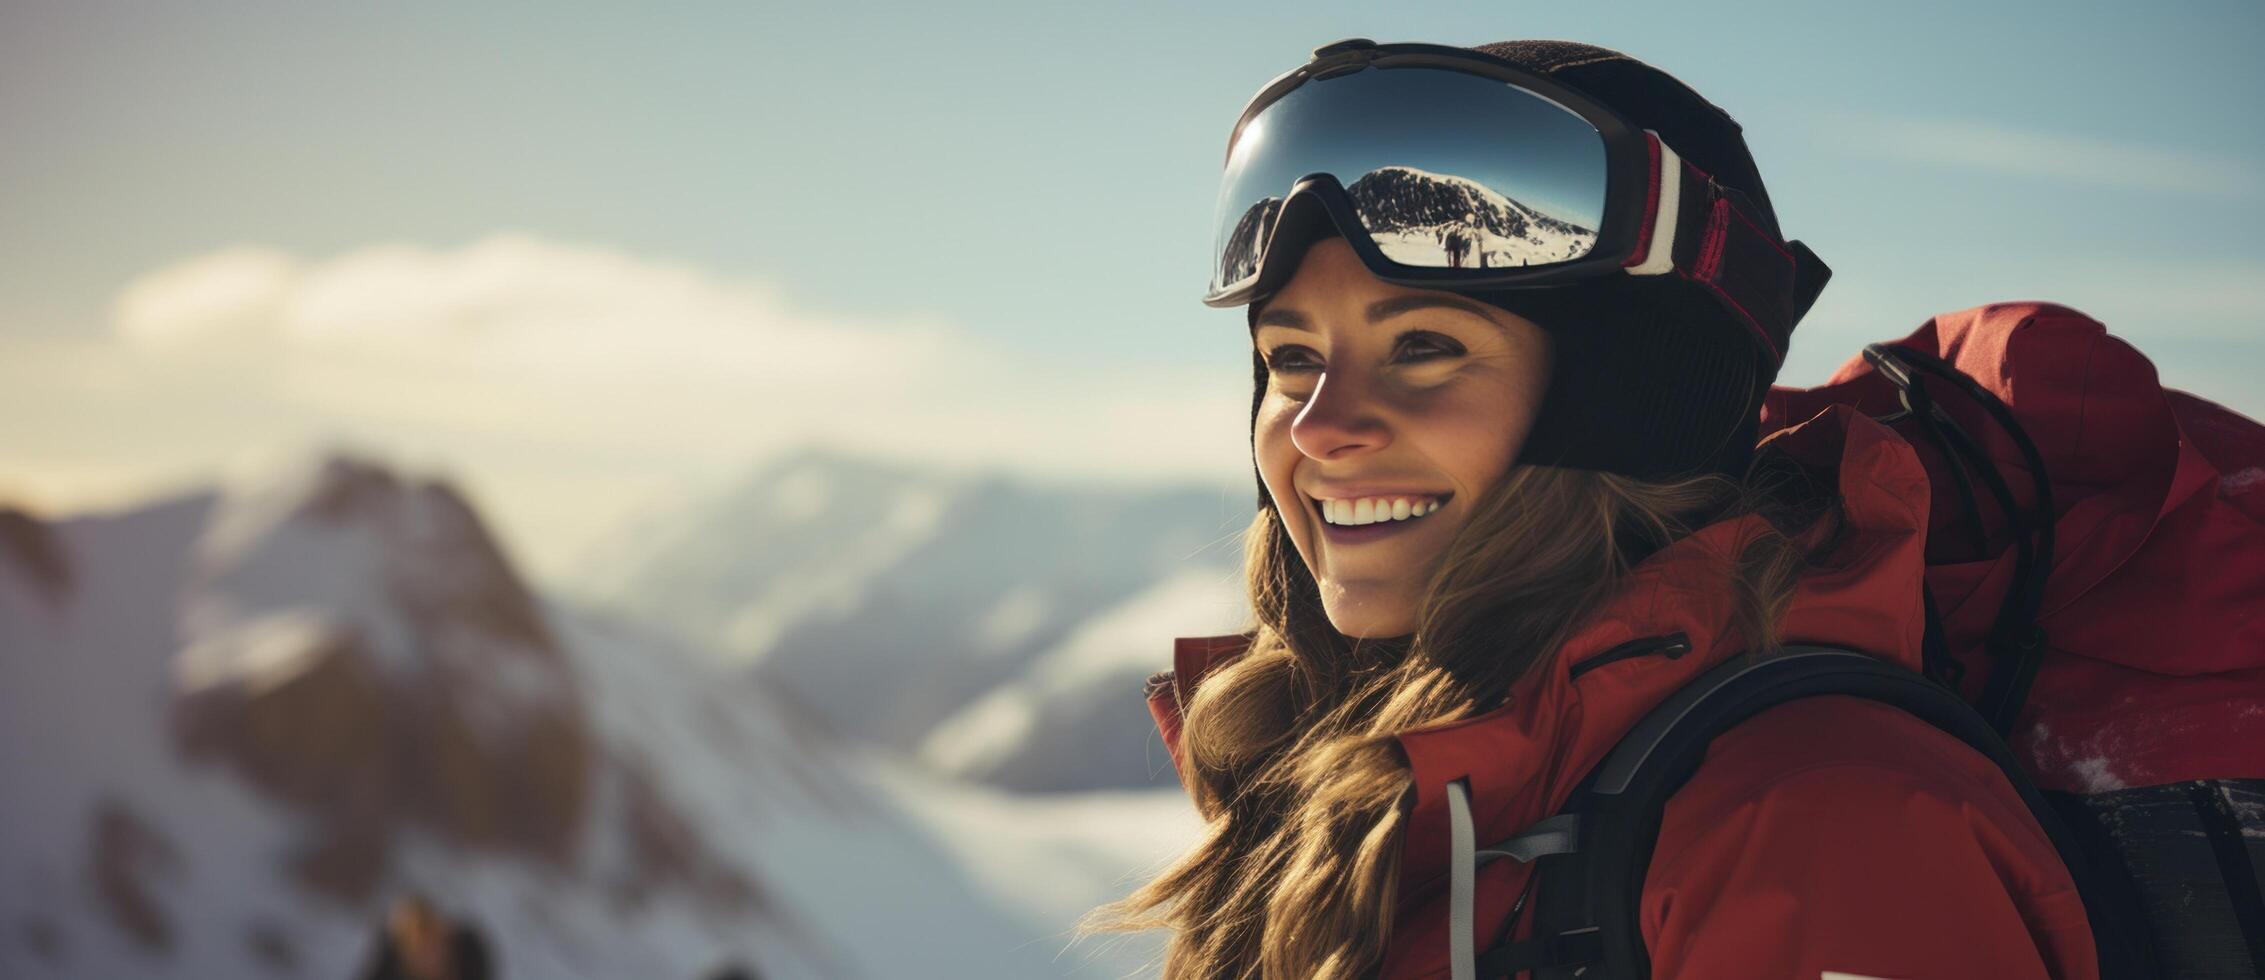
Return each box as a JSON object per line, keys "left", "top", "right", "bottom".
{"left": 1215, "top": 165, "right": 1598, "bottom": 283}
{"left": 573, "top": 446, "right": 1251, "bottom": 755}
{"left": 0, "top": 452, "right": 1199, "bottom": 979}
{"left": 1350, "top": 166, "right": 1598, "bottom": 269}
{"left": 923, "top": 568, "right": 1248, "bottom": 792}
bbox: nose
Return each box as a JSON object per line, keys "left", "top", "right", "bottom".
{"left": 1290, "top": 367, "right": 1392, "bottom": 460}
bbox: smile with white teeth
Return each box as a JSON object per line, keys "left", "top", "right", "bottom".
{"left": 1317, "top": 495, "right": 1447, "bottom": 526}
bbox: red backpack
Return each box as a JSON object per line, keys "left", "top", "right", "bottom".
{"left": 1763, "top": 301, "right": 2265, "bottom": 792}
{"left": 1761, "top": 302, "right": 2265, "bottom": 978}
{"left": 1486, "top": 302, "right": 2263, "bottom": 979}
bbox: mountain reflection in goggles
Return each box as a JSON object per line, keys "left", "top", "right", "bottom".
{"left": 1210, "top": 67, "right": 1610, "bottom": 292}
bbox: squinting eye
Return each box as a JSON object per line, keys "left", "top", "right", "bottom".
{"left": 1396, "top": 331, "right": 1464, "bottom": 362}
{"left": 1262, "top": 344, "right": 1322, "bottom": 374}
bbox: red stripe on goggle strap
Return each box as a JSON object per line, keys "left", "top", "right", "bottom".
{"left": 1621, "top": 134, "right": 1664, "bottom": 268}
{"left": 1675, "top": 185, "right": 1787, "bottom": 360}
{"left": 1695, "top": 196, "right": 1730, "bottom": 283}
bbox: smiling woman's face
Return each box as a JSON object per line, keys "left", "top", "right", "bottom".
{"left": 1252, "top": 237, "right": 1554, "bottom": 638}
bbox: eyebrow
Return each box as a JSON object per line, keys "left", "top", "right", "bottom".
{"left": 1251, "top": 294, "right": 1508, "bottom": 333}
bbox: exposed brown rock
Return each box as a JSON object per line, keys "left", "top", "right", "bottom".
{"left": 170, "top": 450, "right": 611, "bottom": 906}
{"left": 300, "top": 456, "right": 401, "bottom": 526}
{"left": 402, "top": 674, "right": 591, "bottom": 865}
{"left": 0, "top": 506, "right": 70, "bottom": 603}
{"left": 174, "top": 625, "right": 393, "bottom": 809}
{"left": 87, "top": 798, "right": 180, "bottom": 952}
{"left": 169, "top": 454, "right": 807, "bottom": 930}
{"left": 498, "top": 706, "right": 594, "bottom": 860}
{"left": 391, "top": 482, "right": 557, "bottom": 653}
{"left": 175, "top": 622, "right": 595, "bottom": 902}
{"left": 294, "top": 455, "right": 554, "bottom": 652}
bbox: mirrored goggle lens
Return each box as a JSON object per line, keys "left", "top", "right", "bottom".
{"left": 1210, "top": 66, "right": 1609, "bottom": 294}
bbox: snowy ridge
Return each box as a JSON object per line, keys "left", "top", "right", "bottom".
{"left": 578, "top": 446, "right": 1250, "bottom": 756}
{"left": 1349, "top": 166, "right": 1597, "bottom": 269}
{"left": 924, "top": 567, "right": 1247, "bottom": 792}
{"left": 0, "top": 451, "right": 1200, "bottom": 978}
{"left": 1216, "top": 165, "right": 1597, "bottom": 283}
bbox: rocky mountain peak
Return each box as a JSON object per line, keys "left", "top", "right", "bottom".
{"left": 172, "top": 449, "right": 593, "bottom": 899}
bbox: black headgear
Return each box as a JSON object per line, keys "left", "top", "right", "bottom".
{"left": 1246, "top": 40, "right": 1813, "bottom": 501}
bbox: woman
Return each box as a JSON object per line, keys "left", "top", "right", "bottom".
{"left": 1087, "top": 40, "right": 2098, "bottom": 979}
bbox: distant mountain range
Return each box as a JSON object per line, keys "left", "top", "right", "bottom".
{"left": 0, "top": 451, "right": 1197, "bottom": 979}
{"left": 571, "top": 445, "right": 1252, "bottom": 790}
{"left": 923, "top": 567, "right": 1247, "bottom": 792}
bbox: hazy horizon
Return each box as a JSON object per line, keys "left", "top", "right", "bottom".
{"left": 4, "top": 0, "right": 2260, "bottom": 583}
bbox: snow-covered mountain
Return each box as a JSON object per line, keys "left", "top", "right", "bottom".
{"left": 1218, "top": 165, "right": 1597, "bottom": 280}
{"left": 170, "top": 456, "right": 606, "bottom": 897}
{"left": 1216, "top": 196, "right": 1281, "bottom": 286}
{"left": 1346, "top": 165, "right": 1597, "bottom": 269}
{"left": 923, "top": 568, "right": 1248, "bottom": 792}
{"left": 0, "top": 452, "right": 1199, "bottom": 979}
{"left": 573, "top": 446, "right": 1251, "bottom": 758}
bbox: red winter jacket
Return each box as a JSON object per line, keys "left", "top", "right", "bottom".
{"left": 1147, "top": 407, "right": 2098, "bottom": 979}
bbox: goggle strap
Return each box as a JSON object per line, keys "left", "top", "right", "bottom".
{"left": 1688, "top": 177, "right": 1798, "bottom": 360}
{"left": 1624, "top": 133, "right": 1680, "bottom": 275}
{"left": 1625, "top": 135, "right": 1799, "bottom": 362}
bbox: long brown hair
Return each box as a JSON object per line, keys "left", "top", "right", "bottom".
{"left": 1083, "top": 457, "right": 1837, "bottom": 979}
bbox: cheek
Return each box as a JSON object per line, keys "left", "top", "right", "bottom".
{"left": 1251, "top": 400, "right": 1318, "bottom": 551}
{"left": 1252, "top": 403, "right": 1302, "bottom": 505}
{"left": 1409, "top": 384, "right": 1540, "bottom": 484}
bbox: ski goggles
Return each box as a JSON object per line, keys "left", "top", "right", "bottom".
{"left": 1205, "top": 39, "right": 1829, "bottom": 360}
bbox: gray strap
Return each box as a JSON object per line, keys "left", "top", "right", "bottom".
{"left": 1448, "top": 780, "right": 1478, "bottom": 980}
{"left": 1477, "top": 813, "right": 1583, "bottom": 866}
{"left": 1451, "top": 786, "right": 1588, "bottom": 980}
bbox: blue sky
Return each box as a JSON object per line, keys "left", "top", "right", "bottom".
{"left": 1, "top": 0, "right": 2259, "bottom": 578}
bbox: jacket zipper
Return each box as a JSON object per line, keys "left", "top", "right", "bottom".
{"left": 1566, "top": 632, "right": 1692, "bottom": 681}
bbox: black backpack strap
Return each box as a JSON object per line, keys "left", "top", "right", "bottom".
{"left": 1862, "top": 343, "right": 2057, "bottom": 737}
{"left": 1918, "top": 583, "right": 1965, "bottom": 688}
{"left": 1473, "top": 644, "right": 2149, "bottom": 979}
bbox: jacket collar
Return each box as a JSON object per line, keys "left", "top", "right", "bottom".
{"left": 1154, "top": 406, "right": 1931, "bottom": 900}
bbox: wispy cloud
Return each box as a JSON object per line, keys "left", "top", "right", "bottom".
{"left": 1832, "top": 113, "right": 2258, "bottom": 199}
{"left": 2, "top": 234, "right": 1251, "bottom": 577}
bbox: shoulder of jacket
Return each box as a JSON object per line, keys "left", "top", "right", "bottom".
{"left": 1669, "top": 695, "right": 2026, "bottom": 818}
{"left": 1637, "top": 695, "right": 2094, "bottom": 980}
{"left": 1650, "top": 695, "right": 2069, "bottom": 892}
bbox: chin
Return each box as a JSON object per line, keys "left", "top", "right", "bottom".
{"left": 1320, "top": 592, "right": 1419, "bottom": 639}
